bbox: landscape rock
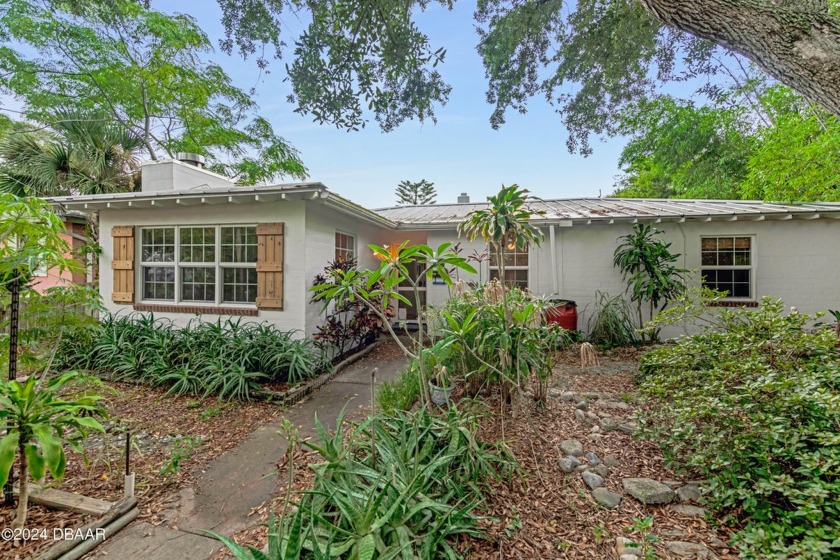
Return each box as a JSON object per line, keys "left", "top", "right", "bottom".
{"left": 560, "top": 439, "right": 584, "bottom": 457}
{"left": 664, "top": 541, "right": 714, "bottom": 559}
{"left": 619, "top": 555, "right": 639, "bottom": 560}
{"left": 615, "top": 537, "right": 643, "bottom": 557}
{"left": 603, "top": 455, "right": 621, "bottom": 468}
{"left": 617, "top": 422, "right": 637, "bottom": 435}
{"left": 677, "top": 483, "right": 702, "bottom": 503}
{"left": 581, "top": 470, "right": 604, "bottom": 489}
{"left": 558, "top": 456, "right": 581, "bottom": 473}
{"left": 589, "top": 433, "right": 603, "bottom": 442}
{"left": 592, "top": 487, "right": 622, "bottom": 509}
{"left": 582, "top": 391, "right": 600, "bottom": 400}
{"left": 585, "top": 411, "right": 600, "bottom": 423}
{"left": 576, "top": 401, "right": 589, "bottom": 411}
{"left": 585, "top": 451, "right": 601, "bottom": 466}
{"left": 600, "top": 417, "right": 620, "bottom": 432}
{"left": 593, "top": 464, "right": 610, "bottom": 478}
{"left": 590, "top": 424, "right": 601, "bottom": 433}
{"left": 663, "top": 480, "right": 683, "bottom": 489}
{"left": 669, "top": 504, "right": 708, "bottom": 518}
{"left": 599, "top": 400, "right": 632, "bottom": 411}
{"left": 622, "top": 478, "right": 677, "bottom": 505}
{"left": 574, "top": 409, "right": 587, "bottom": 423}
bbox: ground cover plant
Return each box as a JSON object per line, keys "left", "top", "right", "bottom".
{"left": 220, "top": 404, "right": 516, "bottom": 559}
{"left": 57, "top": 314, "right": 330, "bottom": 400}
{"left": 636, "top": 299, "right": 840, "bottom": 558}
{"left": 584, "top": 291, "right": 639, "bottom": 348}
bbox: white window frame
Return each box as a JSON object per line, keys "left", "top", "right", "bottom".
{"left": 700, "top": 235, "right": 756, "bottom": 301}
{"left": 137, "top": 224, "right": 258, "bottom": 307}
{"left": 335, "top": 231, "right": 356, "bottom": 262}
{"left": 488, "top": 242, "right": 530, "bottom": 289}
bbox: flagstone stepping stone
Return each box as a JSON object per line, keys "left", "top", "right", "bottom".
{"left": 622, "top": 478, "right": 676, "bottom": 504}
{"left": 560, "top": 439, "right": 584, "bottom": 457}
{"left": 677, "top": 483, "right": 702, "bottom": 503}
{"left": 664, "top": 541, "right": 714, "bottom": 558}
{"left": 599, "top": 400, "right": 632, "bottom": 411}
{"left": 592, "top": 487, "right": 622, "bottom": 509}
{"left": 581, "top": 470, "right": 604, "bottom": 489}
{"left": 669, "top": 504, "right": 708, "bottom": 518}
{"left": 558, "top": 456, "right": 581, "bottom": 473}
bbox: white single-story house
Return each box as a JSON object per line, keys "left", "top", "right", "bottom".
{"left": 50, "top": 157, "right": 840, "bottom": 339}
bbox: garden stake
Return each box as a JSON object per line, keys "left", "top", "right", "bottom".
{"left": 3, "top": 270, "right": 20, "bottom": 506}
{"left": 124, "top": 430, "right": 135, "bottom": 498}
{"left": 371, "top": 367, "right": 378, "bottom": 470}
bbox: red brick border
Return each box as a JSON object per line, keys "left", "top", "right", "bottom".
{"left": 133, "top": 304, "right": 258, "bottom": 316}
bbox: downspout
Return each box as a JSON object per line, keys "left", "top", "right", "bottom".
{"left": 677, "top": 221, "right": 689, "bottom": 336}
{"left": 549, "top": 225, "right": 559, "bottom": 294}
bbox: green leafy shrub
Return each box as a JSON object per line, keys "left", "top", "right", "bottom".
{"left": 637, "top": 299, "right": 840, "bottom": 558}
{"left": 585, "top": 291, "right": 638, "bottom": 348}
{"left": 219, "top": 405, "right": 515, "bottom": 559}
{"left": 376, "top": 364, "right": 422, "bottom": 414}
{"left": 58, "top": 314, "right": 330, "bottom": 400}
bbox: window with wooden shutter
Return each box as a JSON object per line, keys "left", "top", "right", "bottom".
{"left": 256, "top": 223, "right": 284, "bottom": 310}
{"left": 111, "top": 226, "right": 135, "bottom": 304}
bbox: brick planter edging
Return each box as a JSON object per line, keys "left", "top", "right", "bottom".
{"left": 257, "top": 338, "right": 386, "bottom": 407}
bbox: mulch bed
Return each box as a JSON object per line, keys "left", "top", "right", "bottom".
{"left": 211, "top": 344, "right": 740, "bottom": 559}
{"left": 465, "top": 345, "right": 737, "bottom": 559}
{"left": 0, "top": 383, "right": 278, "bottom": 560}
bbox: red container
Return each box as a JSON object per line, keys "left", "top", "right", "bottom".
{"left": 546, "top": 299, "right": 578, "bottom": 331}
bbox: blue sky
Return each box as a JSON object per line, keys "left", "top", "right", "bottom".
{"left": 171, "top": 1, "right": 630, "bottom": 208}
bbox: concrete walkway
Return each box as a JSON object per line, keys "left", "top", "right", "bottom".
{"left": 91, "top": 346, "right": 407, "bottom": 559}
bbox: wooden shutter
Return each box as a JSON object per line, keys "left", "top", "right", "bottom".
{"left": 111, "top": 226, "right": 135, "bottom": 304}
{"left": 256, "top": 223, "right": 284, "bottom": 310}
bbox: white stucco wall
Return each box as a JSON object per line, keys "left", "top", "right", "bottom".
{"left": 98, "top": 199, "right": 309, "bottom": 333}
{"left": 406, "top": 219, "right": 840, "bottom": 339}
{"left": 302, "top": 204, "right": 390, "bottom": 336}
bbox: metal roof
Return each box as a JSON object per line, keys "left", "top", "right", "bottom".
{"left": 374, "top": 198, "right": 840, "bottom": 228}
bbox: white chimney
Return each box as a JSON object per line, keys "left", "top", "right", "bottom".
{"left": 140, "top": 158, "right": 234, "bottom": 193}
{"left": 176, "top": 152, "right": 206, "bottom": 169}
{"left": 457, "top": 193, "right": 470, "bottom": 203}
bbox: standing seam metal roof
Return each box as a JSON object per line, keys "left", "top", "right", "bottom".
{"left": 374, "top": 198, "right": 840, "bottom": 225}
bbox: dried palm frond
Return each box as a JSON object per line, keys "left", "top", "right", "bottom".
{"left": 580, "top": 342, "right": 599, "bottom": 368}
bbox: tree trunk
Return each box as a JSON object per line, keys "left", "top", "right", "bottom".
{"left": 11, "top": 443, "right": 28, "bottom": 530}
{"left": 638, "top": 0, "right": 840, "bottom": 115}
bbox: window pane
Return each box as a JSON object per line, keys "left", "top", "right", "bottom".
{"left": 717, "top": 251, "right": 734, "bottom": 266}
{"left": 141, "top": 228, "right": 175, "bottom": 262}
{"left": 221, "top": 226, "right": 257, "bottom": 263}
{"left": 143, "top": 266, "right": 175, "bottom": 300}
{"left": 701, "top": 252, "right": 717, "bottom": 266}
{"left": 181, "top": 266, "right": 215, "bottom": 302}
{"left": 718, "top": 237, "right": 734, "bottom": 250}
{"left": 222, "top": 267, "right": 257, "bottom": 303}
{"left": 701, "top": 238, "right": 717, "bottom": 251}
{"left": 180, "top": 227, "right": 215, "bottom": 263}
{"left": 335, "top": 232, "right": 356, "bottom": 262}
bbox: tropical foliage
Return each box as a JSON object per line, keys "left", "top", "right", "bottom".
{"left": 219, "top": 405, "right": 516, "bottom": 559}
{"left": 0, "top": 0, "right": 305, "bottom": 184}
{"left": 584, "top": 291, "right": 638, "bottom": 348}
{"left": 56, "top": 315, "right": 330, "bottom": 400}
{"left": 613, "top": 224, "right": 686, "bottom": 341}
{"left": 0, "top": 372, "right": 105, "bottom": 529}
{"left": 0, "top": 111, "right": 143, "bottom": 197}
{"left": 310, "top": 259, "right": 388, "bottom": 359}
{"left": 637, "top": 300, "right": 840, "bottom": 557}
{"left": 311, "top": 241, "right": 475, "bottom": 403}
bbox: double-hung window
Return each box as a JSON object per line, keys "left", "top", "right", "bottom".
{"left": 140, "top": 225, "right": 258, "bottom": 305}
{"left": 701, "top": 236, "right": 754, "bottom": 299}
{"left": 489, "top": 243, "right": 529, "bottom": 289}
{"left": 335, "top": 231, "right": 356, "bottom": 262}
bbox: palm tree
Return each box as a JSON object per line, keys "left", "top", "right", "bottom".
{"left": 458, "top": 185, "right": 543, "bottom": 405}
{"left": 458, "top": 184, "right": 544, "bottom": 314}
{"left": 0, "top": 111, "right": 143, "bottom": 197}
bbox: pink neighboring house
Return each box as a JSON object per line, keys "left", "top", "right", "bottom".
{"left": 30, "top": 213, "right": 90, "bottom": 294}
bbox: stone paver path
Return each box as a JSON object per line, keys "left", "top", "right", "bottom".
{"left": 91, "top": 346, "right": 407, "bottom": 559}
